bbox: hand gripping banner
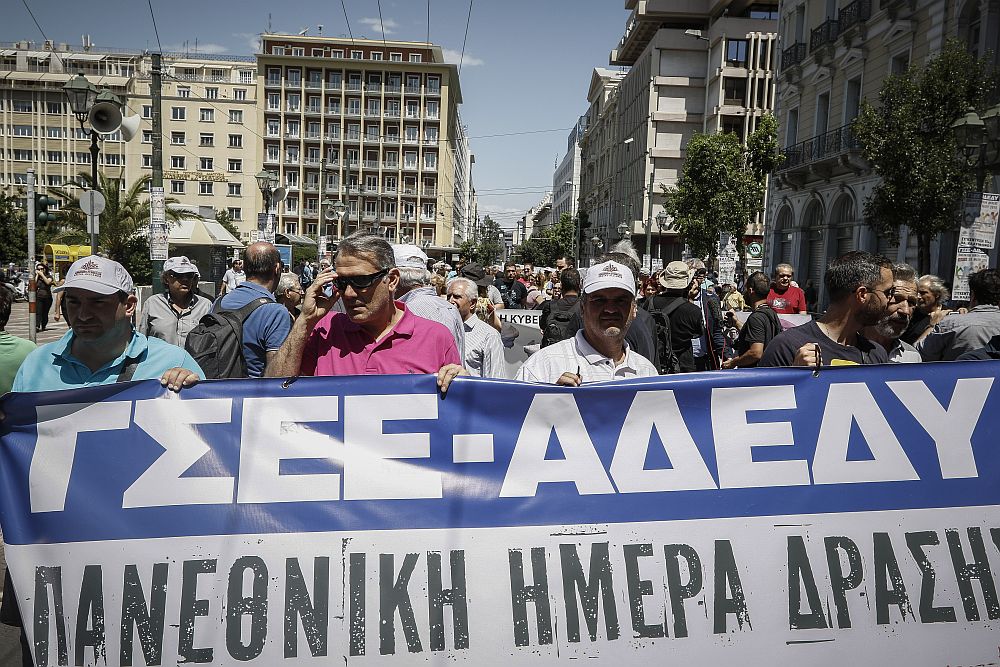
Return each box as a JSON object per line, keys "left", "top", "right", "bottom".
{"left": 1, "top": 362, "right": 999, "bottom": 666}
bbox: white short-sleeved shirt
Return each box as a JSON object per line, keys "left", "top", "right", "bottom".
{"left": 515, "top": 330, "right": 658, "bottom": 384}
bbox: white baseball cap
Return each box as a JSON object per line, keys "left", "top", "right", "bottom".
{"left": 392, "top": 243, "right": 428, "bottom": 269}
{"left": 64, "top": 255, "right": 135, "bottom": 295}
{"left": 163, "top": 255, "right": 199, "bottom": 276}
{"left": 582, "top": 260, "right": 636, "bottom": 296}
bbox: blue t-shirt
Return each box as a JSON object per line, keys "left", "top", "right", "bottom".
{"left": 12, "top": 329, "right": 204, "bottom": 393}
{"left": 216, "top": 281, "right": 292, "bottom": 378}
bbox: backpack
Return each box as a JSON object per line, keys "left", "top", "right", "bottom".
{"left": 184, "top": 297, "right": 271, "bottom": 379}
{"left": 541, "top": 298, "right": 581, "bottom": 347}
{"left": 642, "top": 298, "right": 686, "bottom": 374}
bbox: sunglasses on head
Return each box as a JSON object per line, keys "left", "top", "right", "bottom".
{"left": 334, "top": 269, "right": 388, "bottom": 292}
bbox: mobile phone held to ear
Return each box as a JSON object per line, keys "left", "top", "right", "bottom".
{"left": 323, "top": 282, "right": 335, "bottom": 298}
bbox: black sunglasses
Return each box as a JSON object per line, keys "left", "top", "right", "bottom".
{"left": 334, "top": 269, "right": 389, "bottom": 292}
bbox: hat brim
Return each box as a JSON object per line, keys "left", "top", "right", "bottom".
{"left": 63, "top": 278, "right": 125, "bottom": 295}
{"left": 166, "top": 267, "right": 200, "bottom": 275}
{"left": 583, "top": 282, "right": 636, "bottom": 297}
{"left": 658, "top": 274, "right": 692, "bottom": 289}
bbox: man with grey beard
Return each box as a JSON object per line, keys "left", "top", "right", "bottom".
{"left": 863, "top": 263, "right": 922, "bottom": 363}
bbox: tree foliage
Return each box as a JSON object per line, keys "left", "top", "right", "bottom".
{"left": 853, "top": 39, "right": 1000, "bottom": 273}
{"left": 0, "top": 189, "right": 65, "bottom": 265}
{"left": 662, "top": 114, "right": 781, "bottom": 261}
{"left": 458, "top": 215, "right": 505, "bottom": 265}
{"left": 48, "top": 173, "right": 188, "bottom": 283}
{"left": 515, "top": 212, "right": 575, "bottom": 266}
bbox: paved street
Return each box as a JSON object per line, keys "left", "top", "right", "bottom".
{"left": 1, "top": 300, "right": 62, "bottom": 666}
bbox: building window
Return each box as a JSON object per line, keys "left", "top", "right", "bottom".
{"left": 178, "top": 87, "right": 191, "bottom": 98}
{"left": 332, "top": 49, "right": 344, "bottom": 58}
{"left": 171, "top": 107, "right": 185, "bottom": 120}
{"left": 229, "top": 134, "right": 243, "bottom": 148}
{"left": 12, "top": 100, "right": 32, "bottom": 112}
{"left": 726, "top": 39, "right": 749, "bottom": 68}
{"left": 229, "top": 158, "right": 242, "bottom": 172}
{"left": 229, "top": 109, "right": 243, "bottom": 123}
{"left": 427, "top": 77, "right": 440, "bottom": 93}
{"left": 267, "top": 119, "right": 280, "bottom": 136}
{"left": 409, "top": 54, "right": 422, "bottom": 63}
{"left": 722, "top": 77, "right": 747, "bottom": 106}
{"left": 200, "top": 133, "right": 214, "bottom": 146}
{"left": 390, "top": 52, "right": 402, "bottom": 62}
{"left": 142, "top": 130, "right": 153, "bottom": 143}
{"left": 171, "top": 131, "right": 185, "bottom": 144}
{"left": 370, "top": 51, "right": 383, "bottom": 61}
{"left": 292, "top": 47, "right": 305, "bottom": 57}
{"left": 228, "top": 207, "right": 242, "bottom": 220}
{"left": 142, "top": 154, "right": 153, "bottom": 168}
{"left": 234, "top": 88, "right": 247, "bottom": 100}
{"left": 200, "top": 157, "right": 214, "bottom": 171}
{"left": 171, "top": 156, "right": 185, "bottom": 168}
{"left": 47, "top": 127, "right": 64, "bottom": 138}
{"left": 200, "top": 181, "right": 214, "bottom": 195}
{"left": 200, "top": 108, "right": 214, "bottom": 122}
{"left": 228, "top": 183, "right": 242, "bottom": 196}
{"left": 272, "top": 46, "right": 285, "bottom": 55}
{"left": 890, "top": 52, "right": 909, "bottom": 75}
{"left": 206, "top": 87, "right": 219, "bottom": 99}
{"left": 267, "top": 145, "right": 280, "bottom": 161}
{"left": 171, "top": 180, "right": 185, "bottom": 194}
{"left": 351, "top": 50, "right": 363, "bottom": 59}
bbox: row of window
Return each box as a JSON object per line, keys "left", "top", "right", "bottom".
{"left": 143, "top": 106, "right": 246, "bottom": 123}
{"left": 141, "top": 130, "right": 244, "bottom": 148}
{"left": 8, "top": 149, "right": 122, "bottom": 165}
{"left": 265, "top": 121, "right": 439, "bottom": 142}
{"left": 270, "top": 46, "right": 425, "bottom": 63}
{"left": 168, "top": 180, "right": 237, "bottom": 197}
{"left": 265, "top": 69, "right": 440, "bottom": 92}
{"left": 2, "top": 125, "right": 125, "bottom": 140}
{"left": 265, "top": 94, "right": 440, "bottom": 116}
{"left": 270, "top": 173, "right": 437, "bottom": 192}
{"left": 264, "top": 144, "right": 438, "bottom": 169}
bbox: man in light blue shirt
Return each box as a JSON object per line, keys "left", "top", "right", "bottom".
{"left": 215, "top": 242, "right": 292, "bottom": 377}
{"left": 12, "top": 255, "right": 203, "bottom": 393}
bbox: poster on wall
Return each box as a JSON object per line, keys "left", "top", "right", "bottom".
{"left": 148, "top": 187, "right": 168, "bottom": 261}
{"left": 960, "top": 192, "right": 999, "bottom": 250}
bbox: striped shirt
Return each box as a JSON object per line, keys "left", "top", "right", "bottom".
{"left": 462, "top": 314, "right": 506, "bottom": 378}
{"left": 515, "top": 330, "right": 658, "bottom": 384}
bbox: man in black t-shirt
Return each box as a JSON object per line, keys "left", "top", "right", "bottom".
{"left": 759, "top": 251, "right": 893, "bottom": 367}
{"left": 647, "top": 261, "right": 704, "bottom": 372}
{"left": 722, "top": 271, "right": 781, "bottom": 368}
{"left": 494, "top": 262, "right": 528, "bottom": 309}
{"left": 540, "top": 268, "right": 581, "bottom": 347}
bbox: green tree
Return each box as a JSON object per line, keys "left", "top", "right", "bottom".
{"left": 49, "top": 173, "right": 188, "bottom": 282}
{"left": 515, "top": 212, "right": 575, "bottom": 266}
{"left": 853, "top": 39, "right": 1000, "bottom": 273}
{"left": 0, "top": 188, "right": 65, "bottom": 264}
{"left": 662, "top": 114, "right": 781, "bottom": 263}
{"left": 459, "top": 215, "right": 505, "bottom": 265}
{"left": 215, "top": 209, "right": 241, "bottom": 239}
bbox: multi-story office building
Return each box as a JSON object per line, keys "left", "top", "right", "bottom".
{"left": 767, "top": 0, "right": 999, "bottom": 300}
{"left": 552, "top": 119, "right": 584, "bottom": 224}
{"left": 0, "top": 41, "right": 135, "bottom": 202}
{"left": 0, "top": 41, "right": 261, "bottom": 240}
{"left": 257, "top": 35, "right": 467, "bottom": 254}
{"left": 578, "top": 0, "right": 778, "bottom": 264}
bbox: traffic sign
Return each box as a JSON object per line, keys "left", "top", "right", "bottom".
{"left": 79, "top": 190, "right": 106, "bottom": 217}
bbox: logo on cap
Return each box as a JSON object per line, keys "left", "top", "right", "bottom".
{"left": 76, "top": 260, "right": 103, "bottom": 278}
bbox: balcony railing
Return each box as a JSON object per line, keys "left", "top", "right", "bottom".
{"left": 384, "top": 136, "right": 400, "bottom": 144}
{"left": 365, "top": 109, "right": 381, "bottom": 117}
{"left": 305, "top": 131, "right": 321, "bottom": 139}
{"left": 305, "top": 81, "right": 323, "bottom": 89}
{"left": 363, "top": 160, "right": 380, "bottom": 169}
{"left": 344, "top": 132, "right": 361, "bottom": 141}
{"left": 840, "top": 0, "right": 872, "bottom": 31}
{"left": 367, "top": 83, "right": 382, "bottom": 92}
{"left": 781, "top": 43, "right": 807, "bottom": 70}
{"left": 385, "top": 110, "right": 401, "bottom": 118}
{"left": 404, "top": 85, "right": 421, "bottom": 94}
{"left": 305, "top": 105, "right": 322, "bottom": 114}
{"left": 384, "top": 84, "right": 402, "bottom": 93}
{"left": 346, "top": 82, "right": 363, "bottom": 91}
{"left": 266, "top": 78, "right": 281, "bottom": 87}
{"left": 325, "top": 132, "right": 341, "bottom": 141}
{"left": 326, "top": 108, "right": 342, "bottom": 116}
{"left": 778, "top": 124, "right": 862, "bottom": 172}
{"left": 384, "top": 162, "right": 399, "bottom": 170}
{"left": 810, "top": 19, "right": 839, "bottom": 52}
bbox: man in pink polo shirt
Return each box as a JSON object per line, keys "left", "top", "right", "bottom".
{"left": 265, "top": 233, "right": 465, "bottom": 390}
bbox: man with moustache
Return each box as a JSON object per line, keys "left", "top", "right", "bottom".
{"left": 759, "top": 251, "right": 893, "bottom": 367}
{"left": 863, "top": 263, "right": 922, "bottom": 363}
{"left": 515, "top": 260, "right": 657, "bottom": 384}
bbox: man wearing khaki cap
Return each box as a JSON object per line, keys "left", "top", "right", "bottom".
{"left": 515, "top": 260, "right": 657, "bottom": 385}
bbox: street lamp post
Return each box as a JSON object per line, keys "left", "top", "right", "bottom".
{"left": 255, "top": 169, "right": 279, "bottom": 242}
{"left": 617, "top": 221, "right": 632, "bottom": 241}
{"left": 951, "top": 104, "right": 1000, "bottom": 192}
{"left": 63, "top": 73, "right": 102, "bottom": 254}
{"left": 655, "top": 210, "right": 669, "bottom": 264}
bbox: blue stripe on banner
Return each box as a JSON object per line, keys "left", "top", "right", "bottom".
{"left": 0, "top": 361, "right": 998, "bottom": 545}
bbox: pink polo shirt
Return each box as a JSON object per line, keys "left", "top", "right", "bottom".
{"left": 301, "top": 301, "right": 462, "bottom": 376}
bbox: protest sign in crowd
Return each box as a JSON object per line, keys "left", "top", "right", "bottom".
{"left": 2, "top": 231, "right": 999, "bottom": 666}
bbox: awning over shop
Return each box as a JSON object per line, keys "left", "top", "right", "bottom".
{"left": 43, "top": 243, "right": 92, "bottom": 264}
{"left": 169, "top": 219, "right": 244, "bottom": 248}
{"left": 276, "top": 232, "right": 317, "bottom": 246}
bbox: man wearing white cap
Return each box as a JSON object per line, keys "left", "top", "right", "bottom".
{"left": 515, "top": 260, "right": 657, "bottom": 385}
{"left": 392, "top": 243, "right": 465, "bottom": 359}
{"left": 138, "top": 255, "right": 212, "bottom": 347}
{"left": 11, "top": 255, "right": 203, "bottom": 392}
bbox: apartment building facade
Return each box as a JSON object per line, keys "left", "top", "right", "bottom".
{"left": 257, "top": 35, "right": 468, "bottom": 253}
{"left": 767, "top": 0, "right": 1000, "bottom": 301}
{"left": 552, "top": 120, "right": 584, "bottom": 224}
{"left": 577, "top": 0, "right": 779, "bottom": 265}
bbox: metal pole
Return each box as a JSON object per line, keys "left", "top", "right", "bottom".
{"left": 150, "top": 52, "right": 165, "bottom": 294}
{"left": 26, "top": 169, "right": 37, "bottom": 343}
{"left": 644, "top": 169, "right": 655, "bottom": 271}
{"left": 89, "top": 130, "right": 99, "bottom": 254}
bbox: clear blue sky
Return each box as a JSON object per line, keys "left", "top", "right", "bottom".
{"left": 7, "top": 0, "right": 631, "bottom": 229}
